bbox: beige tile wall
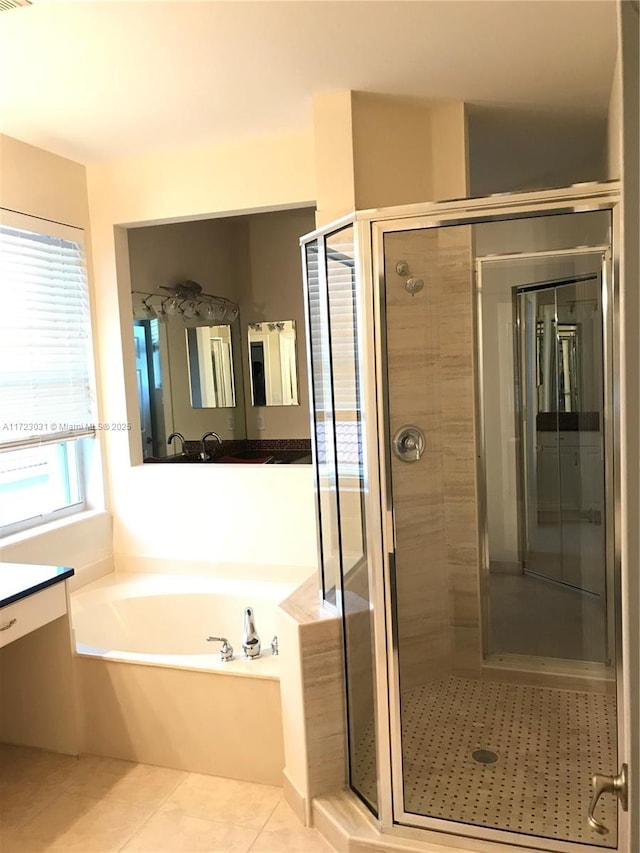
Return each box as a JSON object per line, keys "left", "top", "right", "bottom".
{"left": 278, "top": 578, "right": 348, "bottom": 824}
{"left": 384, "top": 226, "right": 481, "bottom": 691}
{"left": 342, "top": 558, "right": 376, "bottom": 775}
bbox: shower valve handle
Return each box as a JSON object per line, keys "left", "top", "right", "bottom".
{"left": 392, "top": 425, "right": 425, "bottom": 462}
{"left": 587, "top": 764, "right": 628, "bottom": 835}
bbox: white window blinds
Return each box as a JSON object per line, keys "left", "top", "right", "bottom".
{"left": 326, "top": 240, "right": 358, "bottom": 414}
{"left": 0, "top": 209, "right": 95, "bottom": 448}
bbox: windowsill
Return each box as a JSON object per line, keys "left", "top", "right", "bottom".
{"left": 0, "top": 508, "right": 111, "bottom": 550}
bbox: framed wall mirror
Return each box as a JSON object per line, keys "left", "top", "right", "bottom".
{"left": 126, "top": 206, "right": 316, "bottom": 462}
{"left": 248, "top": 321, "right": 299, "bottom": 406}
{"left": 186, "top": 324, "right": 236, "bottom": 408}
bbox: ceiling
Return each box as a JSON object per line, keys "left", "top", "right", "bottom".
{"left": 0, "top": 0, "right": 618, "bottom": 164}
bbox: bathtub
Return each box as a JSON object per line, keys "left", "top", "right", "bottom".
{"left": 71, "top": 571, "right": 294, "bottom": 677}
{"left": 70, "top": 570, "right": 301, "bottom": 785}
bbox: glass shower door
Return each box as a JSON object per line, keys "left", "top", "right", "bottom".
{"left": 380, "top": 209, "right": 619, "bottom": 848}
{"left": 303, "top": 224, "right": 379, "bottom": 814}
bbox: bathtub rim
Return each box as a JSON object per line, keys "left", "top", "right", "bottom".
{"left": 70, "top": 569, "right": 296, "bottom": 679}
{"left": 74, "top": 643, "right": 281, "bottom": 680}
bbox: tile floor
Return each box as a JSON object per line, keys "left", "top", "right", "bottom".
{"left": 354, "top": 676, "right": 617, "bottom": 848}
{"left": 0, "top": 744, "right": 333, "bottom": 853}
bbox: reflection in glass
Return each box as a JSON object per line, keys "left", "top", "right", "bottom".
{"left": 305, "top": 243, "right": 340, "bottom": 603}
{"left": 479, "top": 255, "right": 608, "bottom": 663}
{"left": 186, "top": 324, "right": 236, "bottom": 408}
{"left": 134, "top": 319, "right": 165, "bottom": 457}
{"left": 520, "top": 276, "right": 606, "bottom": 606}
{"left": 326, "top": 227, "right": 378, "bottom": 813}
{"left": 304, "top": 228, "right": 379, "bottom": 815}
{"left": 247, "top": 321, "right": 299, "bottom": 406}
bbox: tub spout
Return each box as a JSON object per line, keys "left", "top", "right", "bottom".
{"left": 242, "top": 607, "right": 261, "bottom": 659}
{"left": 207, "top": 636, "right": 233, "bottom": 661}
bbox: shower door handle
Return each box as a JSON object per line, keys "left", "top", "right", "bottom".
{"left": 587, "top": 764, "right": 628, "bottom": 835}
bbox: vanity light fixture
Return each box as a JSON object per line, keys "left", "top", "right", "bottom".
{"left": 132, "top": 280, "right": 239, "bottom": 324}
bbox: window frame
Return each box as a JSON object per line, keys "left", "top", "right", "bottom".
{"left": 0, "top": 208, "right": 97, "bottom": 538}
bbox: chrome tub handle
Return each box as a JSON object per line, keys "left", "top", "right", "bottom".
{"left": 206, "top": 635, "right": 234, "bottom": 661}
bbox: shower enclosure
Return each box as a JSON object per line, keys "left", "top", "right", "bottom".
{"left": 301, "top": 183, "right": 629, "bottom": 851}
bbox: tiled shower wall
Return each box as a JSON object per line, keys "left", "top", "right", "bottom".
{"left": 384, "top": 226, "right": 481, "bottom": 690}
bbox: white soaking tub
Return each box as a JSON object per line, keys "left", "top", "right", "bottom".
{"left": 71, "top": 571, "right": 293, "bottom": 677}
{"left": 70, "top": 570, "right": 300, "bottom": 785}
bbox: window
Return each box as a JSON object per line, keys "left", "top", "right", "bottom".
{"left": 0, "top": 209, "right": 96, "bottom": 535}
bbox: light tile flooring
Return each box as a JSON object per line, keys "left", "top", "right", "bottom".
{"left": 354, "top": 677, "right": 617, "bottom": 848}
{"left": 0, "top": 744, "right": 333, "bottom": 853}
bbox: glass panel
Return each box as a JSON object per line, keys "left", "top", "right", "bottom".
{"left": 0, "top": 441, "right": 82, "bottom": 532}
{"left": 384, "top": 209, "right": 616, "bottom": 846}
{"left": 519, "top": 288, "right": 564, "bottom": 588}
{"left": 305, "top": 240, "right": 340, "bottom": 604}
{"left": 555, "top": 278, "right": 606, "bottom": 603}
{"left": 502, "top": 271, "right": 607, "bottom": 661}
{"left": 325, "top": 226, "right": 378, "bottom": 813}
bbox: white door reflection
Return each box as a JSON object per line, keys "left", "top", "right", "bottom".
{"left": 186, "top": 325, "right": 236, "bottom": 408}
{"left": 248, "top": 321, "right": 299, "bottom": 406}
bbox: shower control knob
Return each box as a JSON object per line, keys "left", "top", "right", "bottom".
{"left": 392, "top": 425, "right": 425, "bottom": 462}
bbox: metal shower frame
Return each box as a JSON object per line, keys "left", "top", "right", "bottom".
{"left": 300, "top": 180, "right": 627, "bottom": 852}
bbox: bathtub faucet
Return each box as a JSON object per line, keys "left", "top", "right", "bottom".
{"left": 206, "top": 636, "right": 234, "bottom": 661}
{"left": 167, "top": 432, "right": 187, "bottom": 455}
{"left": 242, "top": 607, "right": 261, "bottom": 659}
{"left": 200, "top": 431, "right": 222, "bottom": 461}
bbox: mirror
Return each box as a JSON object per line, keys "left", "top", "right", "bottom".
{"left": 248, "top": 321, "right": 299, "bottom": 406}
{"left": 186, "top": 324, "right": 236, "bottom": 408}
{"left": 133, "top": 314, "right": 246, "bottom": 458}
{"left": 126, "top": 206, "right": 316, "bottom": 461}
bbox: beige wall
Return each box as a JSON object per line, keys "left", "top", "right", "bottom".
{"left": 384, "top": 226, "right": 481, "bottom": 689}
{"left": 607, "top": 49, "right": 622, "bottom": 179}
{"left": 0, "top": 134, "right": 112, "bottom": 585}
{"left": 0, "top": 134, "right": 90, "bottom": 228}
{"left": 86, "top": 131, "right": 318, "bottom": 566}
{"left": 242, "top": 208, "right": 316, "bottom": 439}
{"left": 351, "top": 93, "right": 434, "bottom": 210}
{"left": 313, "top": 92, "right": 469, "bottom": 224}
{"left": 312, "top": 92, "right": 356, "bottom": 226}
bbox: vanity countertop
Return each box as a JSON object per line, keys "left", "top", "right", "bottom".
{"left": 0, "top": 563, "right": 74, "bottom": 609}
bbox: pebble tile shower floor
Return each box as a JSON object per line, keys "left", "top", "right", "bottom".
{"left": 355, "top": 676, "right": 617, "bottom": 847}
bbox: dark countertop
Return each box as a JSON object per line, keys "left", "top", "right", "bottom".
{"left": 0, "top": 564, "right": 74, "bottom": 609}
